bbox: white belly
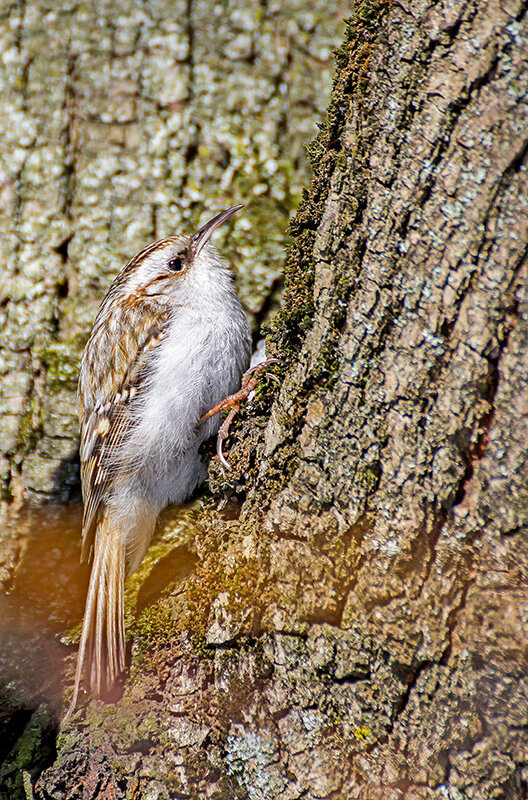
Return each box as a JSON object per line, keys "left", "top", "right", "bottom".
{"left": 121, "top": 305, "right": 251, "bottom": 508}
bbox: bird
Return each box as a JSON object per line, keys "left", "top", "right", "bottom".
{"left": 65, "top": 205, "right": 252, "bottom": 720}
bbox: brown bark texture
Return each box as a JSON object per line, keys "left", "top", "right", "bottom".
{"left": 27, "top": 0, "right": 528, "bottom": 798}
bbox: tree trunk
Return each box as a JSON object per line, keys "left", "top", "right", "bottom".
{"left": 31, "top": 0, "right": 528, "bottom": 798}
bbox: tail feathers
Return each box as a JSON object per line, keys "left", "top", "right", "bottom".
{"left": 64, "top": 516, "right": 125, "bottom": 722}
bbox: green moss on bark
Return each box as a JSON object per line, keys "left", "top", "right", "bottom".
{"left": 38, "top": 341, "right": 84, "bottom": 396}
{"left": 268, "top": 2, "right": 393, "bottom": 363}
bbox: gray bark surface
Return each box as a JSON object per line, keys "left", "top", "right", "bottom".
{"left": 16, "top": 0, "right": 528, "bottom": 798}
{"left": 0, "top": 0, "right": 344, "bottom": 503}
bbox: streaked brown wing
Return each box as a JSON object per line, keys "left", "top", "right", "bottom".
{"left": 78, "top": 295, "right": 171, "bottom": 561}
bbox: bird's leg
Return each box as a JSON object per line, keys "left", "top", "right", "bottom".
{"left": 200, "top": 359, "right": 280, "bottom": 424}
{"left": 199, "top": 359, "right": 280, "bottom": 470}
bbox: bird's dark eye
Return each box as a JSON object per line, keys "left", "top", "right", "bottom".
{"left": 168, "top": 257, "right": 184, "bottom": 272}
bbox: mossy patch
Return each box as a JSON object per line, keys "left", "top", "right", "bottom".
{"left": 182, "top": 542, "right": 268, "bottom": 642}
{"left": 86, "top": 694, "right": 169, "bottom": 753}
{"left": 128, "top": 503, "right": 270, "bottom": 657}
{"left": 38, "top": 341, "right": 83, "bottom": 395}
{"left": 0, "top": 706, "right": 56, "bottom": 800}
{"left": 17, "top": 397, "right": 42, "bottom": 453}
{"left": 268, "top": 1, "right": 393, "bottom": 365}
{"left": 133, "top": 602, "right": 178, "bottom": 654}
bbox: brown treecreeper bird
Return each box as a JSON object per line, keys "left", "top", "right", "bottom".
{"left": 66, "top": 206, "right": 255, "bottom": 719}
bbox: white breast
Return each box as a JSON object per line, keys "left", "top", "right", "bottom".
{"left": 120, "top": 260, "right": 251, "bottom": 510}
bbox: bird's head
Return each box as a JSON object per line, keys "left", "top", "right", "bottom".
{"left": 112, "top": 205, "right": 243, "bottom": 302}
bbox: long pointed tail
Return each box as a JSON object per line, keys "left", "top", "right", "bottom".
{"left": 64, "top": 514, "right": 125, "bottom": 722}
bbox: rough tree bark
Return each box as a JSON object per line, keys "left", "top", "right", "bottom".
{"left": 24, "top": 0, "right": 528, "bottom": 798}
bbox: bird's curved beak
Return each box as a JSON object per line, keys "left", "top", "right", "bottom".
{"left": 191, "top": 204, "right": 243, "bottom": 257}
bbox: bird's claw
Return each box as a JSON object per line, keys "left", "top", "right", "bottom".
{"left": 216, "top": 407, "right": 238, "bottom": 471}
{"left": 200, "top": 358, "right": 281, "bottom": 471}
{"left": 241, "top": 358, "right": 280, "bottom": 388}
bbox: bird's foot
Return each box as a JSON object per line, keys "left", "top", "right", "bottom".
{"left": 199, "top": 359, "right": 280, "bottom": 470}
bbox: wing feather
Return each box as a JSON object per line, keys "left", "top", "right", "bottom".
{"left": 78, "top": 295, "right": 171, "bottom": 561}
